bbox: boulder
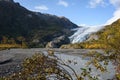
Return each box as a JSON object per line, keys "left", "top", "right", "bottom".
{"left": 46, "top": 35, "right": 70, "bottom": 48}
{"left": 0, "top": 54, "right": 13, "bottom": 64}
{"left": 86, "top": 34, "right": 99, "bottom": 41}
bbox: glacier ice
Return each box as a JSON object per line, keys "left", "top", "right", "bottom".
{"left": 69, "top": 25, "right": 104, "bottom": 43}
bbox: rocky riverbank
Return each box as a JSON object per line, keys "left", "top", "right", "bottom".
{"left": 0, "top": 48, "right": 115, "bottom": 80}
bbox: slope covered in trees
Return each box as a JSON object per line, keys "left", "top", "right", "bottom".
{"left": 0, "top": 0, "right": 78, "bottom": 48}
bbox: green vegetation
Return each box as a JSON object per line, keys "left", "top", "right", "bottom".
{"left": 0, "top": 36, "right": 27, "bottom": 49}
{"left": 61, "top": 41, "right": 106, "bottom": 49}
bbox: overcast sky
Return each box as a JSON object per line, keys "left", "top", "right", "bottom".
{"left": 14, "top": 0, "right": 120, "bottom": 26}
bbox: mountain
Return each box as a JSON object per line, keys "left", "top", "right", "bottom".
{"left": 0, "top": 0, "right": 78, "bottom": 48}
{"left": 61, "top": 19, "right": 120, "bottom": 49}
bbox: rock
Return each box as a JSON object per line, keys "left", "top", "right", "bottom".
{"left": 107, "top": 35, "right": 113, "bottom": 39}
{"left": 86, "top": 34, "right": 99, "bottom": 41}
{"left": 0, "top": 54, "right": 13, "bottom": 64}
{"left": 46, "top": 35, "right": 70, "bottom": 48}
{"left": 60, "top": 44, "right": 71, "bottom": 49}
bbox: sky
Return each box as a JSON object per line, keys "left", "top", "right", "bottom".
{"left": 14, "top": 0, "right": 120, "bottom": 26}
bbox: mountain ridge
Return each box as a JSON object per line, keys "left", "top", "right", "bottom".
{"left": 0, "top": 0, "right": 78, "bottom": 48}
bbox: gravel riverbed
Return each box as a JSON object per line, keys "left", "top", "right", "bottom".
{"left": 0, "top": 48, "right": 115, "bottom": 80}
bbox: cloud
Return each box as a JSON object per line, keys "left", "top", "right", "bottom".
{"left": 58, "top": 0, "right": 68, "bottom": 7}
{"left": 105, "top": 0, "right": 120, "bottom": 25}
{"left": 88, "top": 0, "right": 106, "bottom": 8}
{"left": 109, "top": 0, "right": 120, "bottom": 8}
{"left": 106, "top": 9, "right": 120, "bottom": 25}
{"left": 88, "top": 0, "right": 120, "bottom": 25}
{"left": 34, "top": 5, "right": 48, "bottom": 11}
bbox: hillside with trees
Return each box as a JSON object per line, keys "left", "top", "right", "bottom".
{"left": 0, "top": 0, "right": 78, "bottom": 48}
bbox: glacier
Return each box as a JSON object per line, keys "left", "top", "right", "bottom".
{"left": 69, "top": 25, "right": 104, "bottom": 43}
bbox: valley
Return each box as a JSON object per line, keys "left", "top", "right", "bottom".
{"left": 0, "top": 0, "right": 120, "bottom": 80}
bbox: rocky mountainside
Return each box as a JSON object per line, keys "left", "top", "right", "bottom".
{"left": 0, "top": 0, "right": 78, "bottom": 47}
